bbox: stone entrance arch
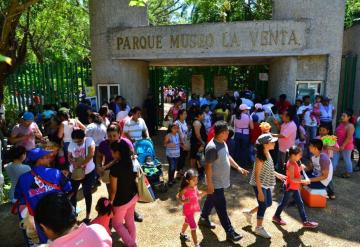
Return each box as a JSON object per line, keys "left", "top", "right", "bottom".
{"left": 90, "top": 0, "right": 345, "bottom": 108}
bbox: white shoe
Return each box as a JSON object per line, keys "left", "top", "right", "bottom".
{"left": 243, "top": 211, "right": 253, "bottom": 225}
{"left": 254, "top": 226, "right": 272, "bottom": 239}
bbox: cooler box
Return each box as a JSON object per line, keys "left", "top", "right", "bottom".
{"left": 301, "top": 186, "right": 327, "bottom": 208}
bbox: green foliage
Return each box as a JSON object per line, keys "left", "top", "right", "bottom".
{"left": 345, "top": 0, "right": 360, "bottom": 29}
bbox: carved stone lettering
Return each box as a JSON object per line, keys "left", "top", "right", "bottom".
{"left": 156, "top": 35, "right": 162, "bottom": 49}
{"left": 250, "top": 31, "right": 258, "bottom": 47}
{"left": 133, "top": 36, "right": 139, "bottom": 49}
{"left": 269, "top": 30, "right": 278, "bottom": 45}
{"left": 170, "top": 35, "right": 179, "bottom": 48}
{"left": 261, "top": 31, "right": 269, "bottom": 46}
{"left": 288, "top": 30, "right": 299, "bottom": 45}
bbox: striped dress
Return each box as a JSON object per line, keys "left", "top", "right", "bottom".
{"left": 249, "top": 157, "right": 276, "bottom": 189}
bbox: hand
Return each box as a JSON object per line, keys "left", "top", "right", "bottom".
{"left": 97, "top": 166, "right": 105, "bottom": 175}
{"left": 131, "top": 155, "right": 138, "bottom": 160}
{"left": 258, "top": 190, "right": 265, "bottom": 202}
{"left": 238, "top": 167, "right": 249, "bottom": 176}
{"left": 300, "top": 164, "right": 307, "bottom": 171}
{"left": 302, "top": 179, "right": 311, "bottom": 185}
{"left": 207, "top": 183, "right": 214, "bottom": 194}
{"left": 277, "top": 173, "right": 287, "bottom": 182}
{"left": 339, "top": 146, "right": 344, "bottom": 151}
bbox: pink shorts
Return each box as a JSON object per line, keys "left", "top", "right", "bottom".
{"left": 184, "top": 214, "right": 197, "bottom": 230}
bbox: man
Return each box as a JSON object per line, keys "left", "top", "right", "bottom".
{"left": 308, "top": 139, "right": 335, "bottom": 199}
{"left": 275, "top": 94, "right": 291, "bottom": 115}
{"left": 298, "top": 95, "right": 318, "bottom": 141}
{"left": 274, "top": 110, "right": 297, "bottom": 173}
{"left": 199, "top": 121, "right": 249, "bottom": 242}
{"left": 35, "top": 192, "right": 112, "bottom": 247}
{"left": 10, "top": 112, "right": 43, "bottom": 151}
{"left": 319, "top": 97, "right": 336, "bottom": 134}
{"left": 123, "top": 107, "right": 149, "bottom": 143}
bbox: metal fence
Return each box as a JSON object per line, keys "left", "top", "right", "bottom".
{"left": 6, "top": 61, "right": 91, "bottom": 112}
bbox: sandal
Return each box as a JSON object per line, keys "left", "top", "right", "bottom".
{"left": 341, "top": 173, "right": 351, "bottom": 178}
{"left": 329, "top": 195, "right": 336, "bottom": 200}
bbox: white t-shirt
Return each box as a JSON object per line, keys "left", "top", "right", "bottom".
{"left": 304, "top": 110, "right": 317, "bottom": 127}
{"left": 297, "top": 104, "right": 312, "bottom": 116}
{"left": 263, "top": 103, "right": 274, "bottom": 115}
{"left": 240, "top": 98, "right": 254, "bottom": 108}
{"left": 68, "top": 137, "right": 96, "bottom": 174}
{"left": 123, "top": 117, "right": 148, "bottom": 141}
{"left": 203, "top": 112, "right": 212, "bottom": 132}
{"left": 116, "top": 110, "right": 129, "bottom": 122}
{"left": 85, "top": 123, "right": 107, "bottom": 146}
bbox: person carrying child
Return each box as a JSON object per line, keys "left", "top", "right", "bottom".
{"left": 164, "top": 123, "right": 181, "bottom": 186}
{"left": 272, "top": 146, "right": 319, "bottom": 228}
{"left": 243, "top": 133, "right": 286, "bottom": 239}
{"left": 177, "top": 169, "right": 207, "bottom": 247}
{"left": 91, "top": 197, "right": 113, "bottom": 235}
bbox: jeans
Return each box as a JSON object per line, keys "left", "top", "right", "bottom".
{"left": 332, "top": 150, "right": 353, "bottom": 173}
{"left": 167, "top": 157, "right": 178, "bottom": 182}
{"left": 70, "top": 169, "right": 96, "bottom": 215}
{"left": 113, "top": 194, "right": 138, "bottom": 247}
{"left": 201, "top": 188, "right": 234, "bottom": 234}
{"left": 234, "top": 132, "right": 250, "bottom": 167}
{"left": 253, "top": 187, "right": 272, "bottom": 219}
{"left": 177, "top": 147, "right": 188, "bottom": 172}
{"left": 306, "top": 172, "right": 335, "bottom": 197}
{"left": 274, "top": 186, "right": 308, "bottom": 222}
{"left": 305, "top": 125, "right": 318, "bottom": 140}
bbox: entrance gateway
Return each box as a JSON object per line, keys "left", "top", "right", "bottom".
{"left": 90, "top": 0, "right": 345, "bottom": 109}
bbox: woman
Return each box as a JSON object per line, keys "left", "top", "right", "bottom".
{"left": 68, "top": 129, "right": 96, "bottom": 224}
{"left": 231, "top": 104, "right": 254, "bottom": 167}
{"left": 166, "top": 98, "right": 183, "bottom": 122}
{"left": 86, "top": 112, "right": 107, "bottom": 149}
{"left": 97, "top": 123, "right": 134, "bottom": 193}
{"left": 57, "top": 109, "right": 86, "bottom": 165}
{"left": 175, "top": 109, "right": 189, "bottom": 178}
{"left": 332, "top": 110, "right": 355, "bottom": 178}
{"left": 110, "top": 140, "right": 138, "bottom": 247}
{"left": 190, "top": 110, "right": 207, "bottom": 177}
{"left": 99, "top": 106, "right": 111, "bottom": 127}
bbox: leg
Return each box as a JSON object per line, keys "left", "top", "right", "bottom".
{"left": 191, "top": 230, "right": 198, "bottom": 246}
{"left": 292, "top": 190, "right": 308, "bottom": 222}
{"left": 326, "top": 181, "right": 335, "bottom": 198}
{"left": 124, "top": 195, "right": 138, "bottom": 242}
{"left": 70, "top": 179, "right": 81, "bottom": 209}
{"left": 241, "top": 134, "right": 251, "bottom": 167}
{"left": 234, "top": 133, "right": 242, "bottom": 163}
{"left": 181, "top": 221, "right": 189, "bottom": 234}
{"left": 274, "top": 188, "right": 291, "bottom": 219}
{"left": 212, "top": 189, "right": 234, "bottom": 234}
{"left": 167, "top": 157, "right": 176, "bottom": 183}
{"left": 82, "top": 170, "right": 96, "bottom": 218}
{"left": 332, "top": 151, "right": 340, "bottom": 172}
{"left": 254, "top": 187, "right": 271, "bottom": 227}
{"left": 201, "top": 194, "right": 214, "bottom": 220}
{"left": 342, "top": 150, "right": 353, "bottom": 174}
{"left": 177, "top": 148, "right": 186, "bottom": 173}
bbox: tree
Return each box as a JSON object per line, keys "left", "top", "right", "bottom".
{"left": 345, "top": 0, "right": 360, "bottom": 29}
{"left": 0, "top": 0, "right": 40, "bottom": 102}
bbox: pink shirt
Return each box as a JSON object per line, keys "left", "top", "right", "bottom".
{"left": 336, "top": 123, "right": 354, "bottom": 150}
{"left": 50, "top": 223, "right": 112, "bottom": 247}
{"left": 234, "top": 113, "right": 251, "bottom": 134}
{"left": 11, "top": 122, "right": 39, "bottom": 151}
{"left": 182, "top": 187, "right": 200, "bottom": 215}
{"left": 279, "top": 121, "right": 297, "bottom": 152}
{"left": 91, "top": 213, "right": 113, "bottom": 235}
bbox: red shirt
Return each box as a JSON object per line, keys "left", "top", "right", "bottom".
{"left": 207, "top": 126, "right": 215, "bottom": 144}
{"left": 250, "top": 123, "right": 262, "bottom": 144}
{"left": 275, "top": 100, "right": 291, "bottom": 114}
{"left": 285, "top": 161, "right": 301, "bottom": 190}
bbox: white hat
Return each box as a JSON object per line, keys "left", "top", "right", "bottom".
{"left": 239, "top": 104, "right": 250, "bottom": 110}
{"left": 255, "top": 103, "right": 263, "bottom": 110}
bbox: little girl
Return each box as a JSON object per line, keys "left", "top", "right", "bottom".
{"left": 272, "top": 146, "right": 319, "bottom": 228}
{"left": 177, "top": 169, "right": 206, "bottom": 247}
{"left": 164, "top": 123, "right": 181, "bottom": 186}
{"left": 91, "top": 197, "right": 113, "bottom": 235}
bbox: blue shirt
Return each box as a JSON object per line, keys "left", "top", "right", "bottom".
{"left": 355, "top": 121, "right": 360, "bottom": 139}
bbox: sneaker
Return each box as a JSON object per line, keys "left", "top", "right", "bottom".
{"left": 243, "top": 211, "right": 253, "bottom": 225}
{"left": 303, "top": 221, "right": 319, "bottom": 228}
{"left": 179, "top": 233, "right": 190, "bottom": 242}
{"left": 226, "top": 231, "right": 243, "bottom": 242}
{"left": 134, "top": 211, "right": 143, "bottom": 222}
{"left": 198, "top": 217, "right": 216, "bottom": 229}
{"left": 272, "top": 216, "right": 287, "bottom": 225}
{"left": 254, "top": 226, "right": 272, "bottom": 239}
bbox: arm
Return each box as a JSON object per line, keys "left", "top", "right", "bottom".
{"left": 205, "top": 163, "right": 214, "bottom": 194}
{"left": 255, "top": 158, "right": 265, "bottom": 202}
{"left": 249, "top": 119, "right": 254, "bottom": 130}
{"left": 80, "top": 143, "right": 95, "bottom": 168}
{"left": 57, "top": 122, "right": 65, "bottom": 139}
{"left": 194, "top": 123, "right": 204, "bottom": 144}
{"left": 33, "top": 125, "right": 43, "bottom": 140}
{"left": 9, "top": 132, "right": 29, "bottom": 144}
{"left": 229, "top": 155, "right": 249, "bottom": 175}
{"left": 109, "top": 175, "right": 117, "bottom": 203}
{"left": 176, "top": 190, "right": 190, "bottom": 204}
{"left": 76, "top": 119, "right": 86, "bottom": 130}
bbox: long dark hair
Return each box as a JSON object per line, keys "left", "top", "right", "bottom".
{"left": 235, "top": 109, "right": 245, "bottom": 120}
{"left": 255, "top": 144, "right": 267, "bottom": 162}
{"left": 179, "top": 169, "right": 198, "bottom": 192}
{"left": 110, "top": 139, "right": 132, "bottom": 169}
{"left": 95, "top": 197, "right": 112, "bottom": 216}
{"left": 89, "top": 112, "right": 103, "bottom": 125}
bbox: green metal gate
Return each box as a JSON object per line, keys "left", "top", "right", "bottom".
{"left": 339, "top": 54, "right": 357, "bottom": 114}
{"left": 6, "top": 61, "right": 91, "bottom": 112}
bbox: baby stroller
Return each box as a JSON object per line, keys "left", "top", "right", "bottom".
{"left": 134, "top": 139, "right": 168, "bottom": 193}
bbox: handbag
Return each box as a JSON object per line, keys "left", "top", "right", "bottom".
{"left": 134, "top": 159, "right": 155, "bottom": 203}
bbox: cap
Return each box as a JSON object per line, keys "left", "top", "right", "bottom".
{"left": 27, "top": 148, "right": 52, "bottom": 162}
{"left": 323, "top": 96, "right": 331, "bottom": 101}
{"left": 22, "top": 112, "right": 34, "bottom": 121}
{"left": 260, "top": 122, "right": 272, "bottom": 132}
{"left": 255, "top": 103, "right": 263, "bottom": 110}
{"left": 256, "top": 133, "right": 278, "bottom": 144}
{"left": 239, "top": 104, "right": 250, "bottom": 110}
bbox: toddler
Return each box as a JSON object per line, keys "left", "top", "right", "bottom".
{"left": 91, "top": 197, "right": 113, "bottom": 235}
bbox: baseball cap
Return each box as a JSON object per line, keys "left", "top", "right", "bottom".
{"left": 22, "top": 112, "right": 34, "bottom": 121}
{"left": 256, "top": 133, "right": 278, "bottom": 144}
{"left": 239, "top": 104, "right": 250, "bottom": 110}
{"left": 255, "top": 103, "right": 263, "bottom": 110}
{"left": 27, "top": 148, "right": 52, "bottom": 162}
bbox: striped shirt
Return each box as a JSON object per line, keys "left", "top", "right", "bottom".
{"left": 123, "top": 117, "right": 148, "bottom": 141}
{"left": 319, "top": 104, "right": 334, "bottom": 122}
{"left": 249, "top": 157, "right": 276, "bottom": 189}
{"left": 165, "top": 133, "right": 181, "bottom": 158}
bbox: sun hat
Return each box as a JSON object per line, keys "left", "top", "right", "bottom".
{"left": 239, "top": 104, "right": 250, "bottom": 110}
{"left": 22, "top": 112, "right": 34, "bottom": 121}
{"left": 27, "top": 148, "right": 52, "bottom": 162}
{"left": 256, "top": 133, "right": 278, "bottom": 145}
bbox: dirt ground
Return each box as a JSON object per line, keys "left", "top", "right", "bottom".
{"left": 1, "top": 129, "right": 360, "bottom": 247}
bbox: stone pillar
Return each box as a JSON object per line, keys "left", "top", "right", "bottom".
{"left": 269, "top": 57, "right": 298, "bottom": 103}
{"left": 90, "top": 0, "right": 149, "bottom": 108}
{"left": 272, "top": 0, "right": 345, "bottom": 116}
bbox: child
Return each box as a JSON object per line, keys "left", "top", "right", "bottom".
{"left": 318, "top": 124, "right": 339, "bottom": 159}
{"left": 177, "top": 169, "right": 206, "bottom": 247}
{"left": 4, "top": 146, "right": 31, "bottom": 203}
{"left": 91, "top": 197, "right": 113, "bottom": 235}
{"left": 201, "top": 104, "right": 212, "bottom": 134}
{"left": 164, "top": 124, "right": 181, "bottom": 186}
{"left": 296, "top": 120, "right": 307, "bottom": 151}
{"left": 272, "top": 146, "right": 319, "bottom": 228}
{"left": 243, "top": 133, "right": 286, "bottom": 239}
{"left": 250, "top": 114, "right": 262, "bottom": 163}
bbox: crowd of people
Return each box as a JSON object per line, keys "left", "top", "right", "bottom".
{"left": 2, "top": 88, "right": 360, "bottom": 246}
